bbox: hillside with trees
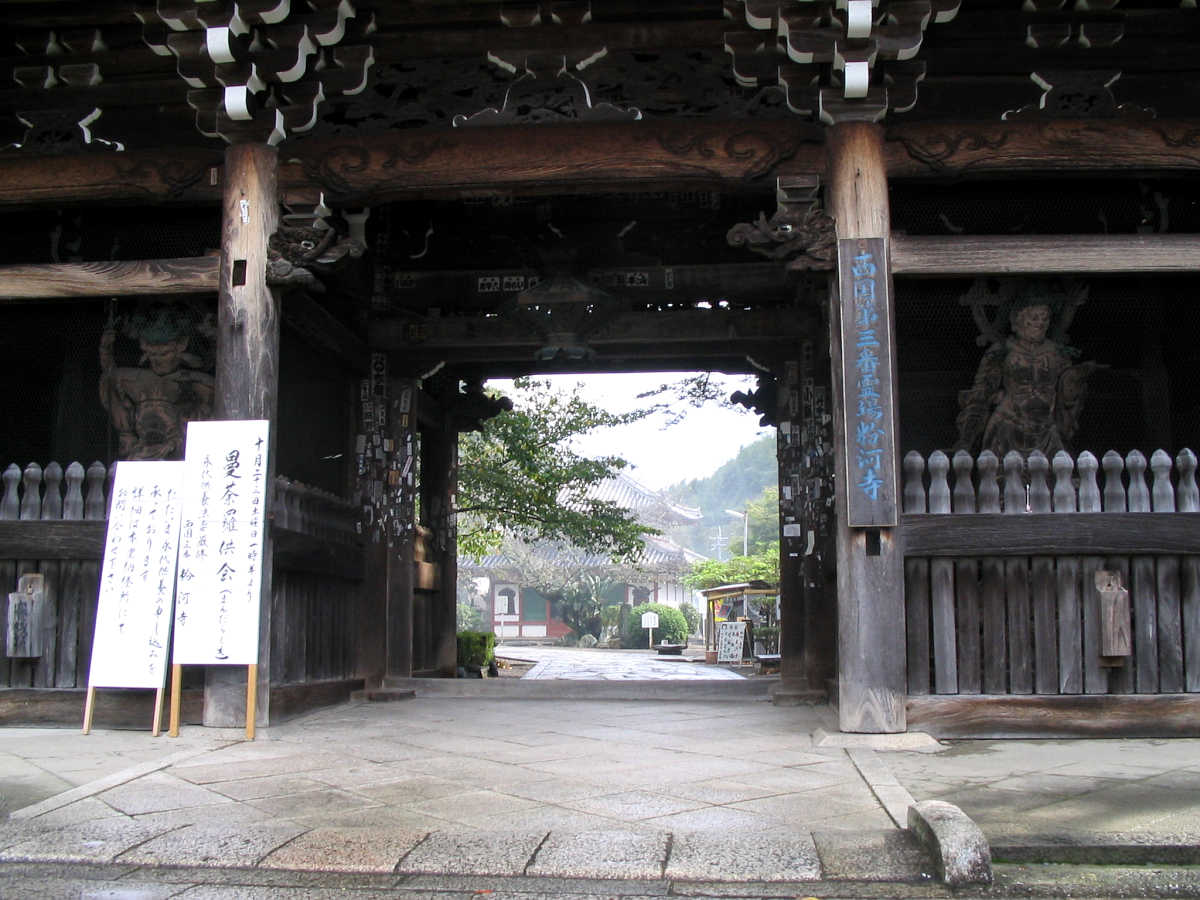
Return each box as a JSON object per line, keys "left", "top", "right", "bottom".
{"left": 666, "top": 433, "right": 777, "bottom": 558}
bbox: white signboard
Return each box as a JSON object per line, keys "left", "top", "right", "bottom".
{"left": 89, "top": 461, "right": 185, "bottom": 689}
{"left": 641, "top": 611, "right": 660, "bottom": 629}
{"left": 173, "top": 420, "right": 270, "bottom": 666}
{"left": 717, "top": 621, "right": 747, "bottom": 663}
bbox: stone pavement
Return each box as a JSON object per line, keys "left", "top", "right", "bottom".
{"left": 499, "top": 645, "right": 747, "bottom": 680}
{"left": 0, "top": 696, "right": 1198, "bottom": 897}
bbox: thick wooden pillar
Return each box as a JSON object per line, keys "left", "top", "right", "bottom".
{"left": 206, "top": 143, "right": 280, "bottom": 727}
{"left": 827, "top": 122, "right": 906, "bottom": 733}
{"left": 420, "top": 419, "right": 459, "bottom": 677}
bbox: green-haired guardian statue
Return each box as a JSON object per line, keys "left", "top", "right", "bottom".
{"left": 99, "top": 305, "right": 214, "bottom": 460}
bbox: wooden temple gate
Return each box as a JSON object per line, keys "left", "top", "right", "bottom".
{"left": 0, "top": 2, "right": 1198, "bottom": 735}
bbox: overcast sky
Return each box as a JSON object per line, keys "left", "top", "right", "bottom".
{"left": 488, "top": 372, "right": 773, "bottom": 491}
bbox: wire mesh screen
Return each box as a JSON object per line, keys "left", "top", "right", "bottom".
{"left": 0, "top": 202, "right": 220, "bottom": 468}
{"left": 890, "top": 179, "right": 1200, "bottom": 237}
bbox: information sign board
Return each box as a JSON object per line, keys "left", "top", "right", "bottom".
{"left": 641, "top": 611, "right": 659, "bottom": 629}
{"left": 717, "top": 621, "right": 747, "bottom": 663}
{"left": 88, "top": 461, "right": 185, "bottom": 689}
{"left": 172, "top": 420, "right": 270, "bottom": 666}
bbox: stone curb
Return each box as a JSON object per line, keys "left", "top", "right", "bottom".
{"left": 990, "top": 832, "right": 1200, "bottom": 866}
{"left": 906, "top": 800, "right": 993, "bottom": 886}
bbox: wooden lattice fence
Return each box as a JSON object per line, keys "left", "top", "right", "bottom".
{"left": 902, "top": 448, "right": 1200, "bottom": 697}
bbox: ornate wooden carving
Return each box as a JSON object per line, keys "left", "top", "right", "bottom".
{"left": 447, "top": 379, "right": 514, "bottom": 434}
{"left": 731, "top": 375, "right": 778, "bottom": 427}
{"left": 726, "top": 176, "right": 835, "bottom": 271}
{"left": 1004, "top": 71, "right": 1154, "bottom": 121}
{"left": 453, "top": 53, "right": 642, "bottom": 127}
{"left": 4, "top": 107, "right": 124, "bottom": 154}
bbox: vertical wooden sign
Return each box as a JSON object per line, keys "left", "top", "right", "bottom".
{"left": 85, "top": 461, "right": 185, "bottom": 733}
{"left": 173, "top": 420, "right": 270, "bottom": 666}
{"left": 838, "top": 237, "right": 898, "bottom": 527}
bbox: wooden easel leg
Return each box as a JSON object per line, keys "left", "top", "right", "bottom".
{"left": 168, "top": 664, "right": 183, "bottom": 737}
{"left": 82, "top": 685, "right": 96, "bottom": 734}
{"left": 245, "top": 663, "right": 257, "bottom": 741}
{"left": 151, "top": 686, "right": 165, "bottom": 738}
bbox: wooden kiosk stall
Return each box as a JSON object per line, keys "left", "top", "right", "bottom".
{"left": 0, "top": 1, "right": 1197, "bottom": 736}
{"left": 700, "top": 582, "right": 779, "bottom": 666}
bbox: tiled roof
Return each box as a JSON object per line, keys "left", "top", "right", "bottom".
{"left": 566, "top": 472, "right": 703, "bottom": 527}
{"left": 464, "top": 531, "right": 705, "bottom": 573}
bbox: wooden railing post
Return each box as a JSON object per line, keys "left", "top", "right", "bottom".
{"left": 1053, "top": 451, "right": 1083, "bottom": 693}
{"left": 1178, "top": 449, "right": 1200, "bottom": 692}
{"left": 902, "top": 451, "right": 930, "bottom": 695}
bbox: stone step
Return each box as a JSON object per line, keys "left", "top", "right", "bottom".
{"left": 352, "top": 688, "right": 417, "bottom": 702}
{"left": 379, "top": 677, "right": 775, "bottom": 701}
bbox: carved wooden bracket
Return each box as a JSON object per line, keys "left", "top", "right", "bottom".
{"left": 137, "top": 1, "right": 375, "bottom": 145}
{"left": 267, "top": 196, "right": 366, "bottom": 289}
{"left": 731, "top": 374, "right": 779, "bottom": 428}
{"left": 448, "top": 378, "right": 514, "bottom": 433}
{"left": 453, "top": 52, "right": 641, "bottom": 127}
{"left": 725, "top": 0, "right": 960, "bottom": 123}
{"left": 726, "top": 175, "right": 836, "bottom": 271}
{"left": 6, "top": 108, "right": 124, "bottom": 154}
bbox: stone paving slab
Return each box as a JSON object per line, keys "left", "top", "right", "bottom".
{"left": 664, "top": 831, "right": 821, "bottom": 882}
{"left": 118, "top": 822, "right": 308, "bottom": 868}
{"left": 526, "top": 829, "right": 670, "bottom": 879}
{"left": 0, "top": 818, "right": 173, "bottom": 863}
{"left": 260, "top": 826, "right": 428, "bottom": 873}
{"left": 812, "top": 829, "right": 935, "bottom": 882}
{"left": 397, "top": 829, "right": 547, "bottom": 876}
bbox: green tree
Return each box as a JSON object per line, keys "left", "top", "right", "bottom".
{"left": 683, "top": 542, "right": 780, "bottom": 592}
{"left": 456, "top": 378, "right": 655, "bottom": 561}
{"left": 727, "top": 487, "right": 779, "bottom": 557}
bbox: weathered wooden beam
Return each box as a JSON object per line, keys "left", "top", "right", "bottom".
{"left": 376, "top": 307, "right": 808, "bottom": 352}
{"left": 903, "top": 513, "right": 1200, "bottom": 558}
{"left": 0, "top": 522, "right": 105, "bottom": 559}
{"left": 892, "top": 235, "right": 1200, "bottom": 275}
{"left": 886, "top": 118, "right": 1200, "bottom": 178}
{"left": 5, "top": 117, "right": 1199, "bottom": 209}
{"left": 0, "top": 257, "right": 219, "bottom": 300}
{"left": 0, "top": 147, "right": 221, "bottom": 208}
{"left": 285, "top": 119, "right": 823, "bottom": 204}
{"left": 908, "top": 694, "right": 1200, "bottom": 739}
